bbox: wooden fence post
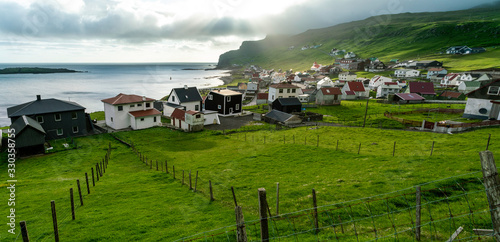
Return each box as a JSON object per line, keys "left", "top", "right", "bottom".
{"left": 70, "top": 188, "right": 75, "bottom": 220}
{"left": 209, "top": 180, "right": 214, "bottom": 201}
{"left": 19, "top": 221, "right": 29, "bottom": 242}
{"left": 102, "top": 159, "right": 105, "bottom": 174}
{"left": 258, "top": 188, "right": 269, "bottom": 241}
{"left": 317, "top": 135, "right": 319, "bottom": 147}
{"left": 189, "top": 170, "right": 192, "bottom": 190}
{"left": 235, "top": 206, "right": 248, "bottom": 242}
{"left": 150, "top": 158, "right": 153, "bottom": 169}
{"left": 166, "top": 161, "right": 168, "bottom": 173}
{"left": 416, "top": 186, "right": 421, "bottom": 241}
{"left": 95, "top": 164, "right": 99, "bottom": 181}
{"left": 487, "top": 134, "right": 491, "bottom": 150}
{"left": 358, "top": 143, "right": 361, "bottom": 155}
{"left": 195, "top": 171, "right": 198, "bottom": 192}
{"left": 276, "top": 182, "right": 280, "bottom": 216}
{"left": 232, "top": 186, "right": 238, "bottom": 207}
{"left": 182, "top": 170, "right": 184, "bottom": 185}
{"left": 77, "top": 179, "right": 83, "bottom": 206}
{"left": 85, "top": 172, "right": 90, "bottom": 194}
{"left": 91, "top": 168, "right": 95, "bottom": 186}
{"left": 336, "top": 140, "right": 339, "bottom": 151}
{"left": 173, "top": 165, "right": 175, "bottom": 179}
{"left": 393, "top": 141, "right": 396, "bottom": 157}
{"left": 313, "top": 188, "right": 319, "bottom": 233}
{"left": 161, "top": 160, "right": 163, "bottom": 172}
{"left": 479, "top": 151, "right": 500, "bottom": 240}
{"left": 156, "top": 160, "right": 159, "bottom": 171}
{"left": 430, "top": 141, "right": 435, "bottom": 156}
{"left": 51, "top": 201, "right": 59, "bottom": 242}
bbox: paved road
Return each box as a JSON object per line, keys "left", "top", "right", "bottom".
{"left": 204, "top": 114, "right": 255, "bottom": 130}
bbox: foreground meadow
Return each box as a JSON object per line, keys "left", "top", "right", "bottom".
{"left": 1, "top": 123, "right": 499, "bottom": 241}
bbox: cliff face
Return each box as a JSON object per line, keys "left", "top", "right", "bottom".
{"left": 216, "top": 6, "right": 500, "bottom": 70}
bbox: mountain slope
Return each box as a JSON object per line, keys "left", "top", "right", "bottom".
{"left": 217, "top": 6, "right": 500, "bottom": 71}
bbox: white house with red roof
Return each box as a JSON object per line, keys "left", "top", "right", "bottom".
{"left": 268, "top": 83, "right": 302, "bottom": 102}
{"left": 338, "top": 72, "right": 357, "bottom": 81}
{"left": 376, "top": 82, "right": 401, "bottom": 98}
{"left": 341, "top": 82, "right": 369, "bottom": 100}
{"left": 316, "top": 87, "right": 342, "bottom": 105}
{"left": 101, "top": 93, "right": 161, "bottom": 130}
{"left": 170, "top": 108, "right": 205, "bottom": 132}
{"left": 369, "top": 75, "right": 393, "bottom": 90}
{"left": 311, "top": 62, "right": 322, "bottom": 71}
{"left": 441, "top": 73, "right": 461, "bottom": 87}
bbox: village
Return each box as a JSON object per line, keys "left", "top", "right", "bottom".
{"left": 4, "top": 45, "right": 500, "bottom": 157}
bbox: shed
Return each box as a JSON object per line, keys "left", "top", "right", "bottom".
{"left": 272, "top": 98, "right": 302, "bottom": 113}
{"left": 438, "top": 91, "right": 466, "bottom": 100}
{"left": 263, "top": 110, "right": 302, "bottom": 125}
{"left": 11, "top": 115, "right": 46, "bottom": 156}
{"left": 394, "top": 93, "right": 425, "bottom": 104}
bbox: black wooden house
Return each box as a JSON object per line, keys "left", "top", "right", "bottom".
{"left": 205, "top": 89, "right": 243, "bottom": 115}
{"left": 272, "top": 97, "right": 302, "bottom": 113}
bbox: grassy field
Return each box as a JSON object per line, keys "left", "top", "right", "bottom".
{"left": 1, "top": 118, "right": 499, "bottom": 241}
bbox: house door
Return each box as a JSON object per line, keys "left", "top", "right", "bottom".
{"left": 229, "top": 108, "right": 233, "bottom": 114}
{"left": 490, "top": 103, "right": 500, "bottom": 120}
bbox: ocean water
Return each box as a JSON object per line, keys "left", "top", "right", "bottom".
{"left": 0, "top": 63, "right": 228, "bottom": 127}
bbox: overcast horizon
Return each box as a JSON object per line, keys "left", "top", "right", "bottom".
{"left": 1, "top": 0, "right": 499, "bottom": 63}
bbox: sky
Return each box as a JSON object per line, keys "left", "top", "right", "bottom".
{"left": 0, "top": 0, "right": 498, "bottom": 63}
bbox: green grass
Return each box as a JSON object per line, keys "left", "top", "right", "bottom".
{"left": 89, "top": 111, "right": 105, "bottom": 121}
{"left": 1, "top": 104, "right": 499, "bottom": 241}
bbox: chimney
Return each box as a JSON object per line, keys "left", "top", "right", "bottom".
{"left": 184, "top": 85, "right": 188, "bottom": 89}
{"left": 142, "top": 96, "right": 146, "bottom": 110}
{"left": 36, "top": 95, "right": 41, "bottom": 101}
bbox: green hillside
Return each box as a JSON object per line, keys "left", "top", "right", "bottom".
{"left": 217, "top": 6, "right": 500, "bottom": 72}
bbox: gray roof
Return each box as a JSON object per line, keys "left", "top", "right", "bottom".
{"left": 265, "top": 110, "right": 294, "bottom": 123}
{"left": 7, "top": 97, "right": 85, "bottom": 118}
{"left": 171, "top": 87, "right": 202, "bottom": 103}
{"left": 11, "top": 115, "right": 46, "bottom": 136}
{"left": 275, "top": 97, "right": 302, "bottom": 106}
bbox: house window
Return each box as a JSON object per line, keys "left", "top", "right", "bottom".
{"left": 172, "top": 96, "right": 175, "bottom": 102}
{"left": 208, "top": 95, "right": 213, "bottom": 100}
{"left": 146, "top": 103, "right": 151, "bottom": 108}
{"left": 292, "top": 89, "right": 296, "bottom": 93}
{"left": 217, "top": 105, "right": 221, "bottom": 109}
{"left": 130, "top": 104, "right": 135, "bottom": 108}
{"left": 154, "top": 117, "right": 157, "bottom": 122}
{"left": 196, "top": 114, "right": 201, "bottom": 118}
{"left": 118, "top": 106, "right": 123, "bottom": 111}
{"left": 227, "top": 96, "right": 231, "bottom": 102}
{"left": 36, "top": 116, "right": 44, "bottom": 123}
{"left": 57, "top": 128, "right": 63, "bottom": 136}
{"left": 195, "top": 105, "right": 199, "bottom": 111}
{"left": 279, "top": 89, "right": 283, "bottom": 93}
{"left": 111, "top": 117, "right": 113, "bottom": 122}
{"left": 236, "top": 104, "right": 240, "bottom": 110}
{"left": 71, "top": 112, "right": 77, "bottom": 119}
{"left": 287, "top": 89, "right": 291, "bottom": 93}
{"left": 137, "top": 103, "right": 142, "bottom": 107}
{"left": 72, "top": 126, "right": 79, "bottom": 133}
{"left": 54, "top": 113, "right": 61, "bottom": 121}
{"left": 488, "top": 86, "right": 499, "bottom": 95}
{"left": 140, "top": 118, "right": 145, "bottom": 121}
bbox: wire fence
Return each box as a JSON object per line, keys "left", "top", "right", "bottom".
{"left": 174, "top": 171, "right": 496, "bottom": 241}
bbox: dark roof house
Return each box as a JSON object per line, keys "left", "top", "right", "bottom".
{"left": 10, "top": 115, "right": 46, "bottom": 156}
{"left": 272, "top": 97, "right": 302, "bottom": 113}
{"left": 263, "top": 110, "right": 302, "bottom": 125}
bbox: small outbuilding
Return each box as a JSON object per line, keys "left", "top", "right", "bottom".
{"left": 393, "top": 93, "right": 425, "bottom": 104}
{"left": 272, "top": 97, "right": 302, "bottom": 113}
{"left": 10, "top": 115, "right": 46, "bottom": 156}
{"left": 263, "top": 110, "right": 302, "bottom": 125}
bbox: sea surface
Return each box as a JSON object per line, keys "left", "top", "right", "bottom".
{"left": 0, "top": 63, "right": 228, "bottom": 127}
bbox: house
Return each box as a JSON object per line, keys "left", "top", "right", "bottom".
{"left": 263, "top": 109, "right": 302, "bottom": 125}
{"left": 10, "top": 115, "right": 46, "bottom": 156}
{"left": 414, "top": 60, "right": 443, "bottom": 69}
{"left": 316, "top": 87, "right": 342, "bottom": 105}
{"left": 438, "top": 91, "right": 466, "bottom": 100}
{"left": 405, "top": 82, "right": 436, "bottom": 98}
{"left": 342, "top": 82, "right": 369, "bottom": 100}
{"left": 459, "top": 73, "right": 482, "bottom": 82}
{"left": 298, "top": 94, "right": 311, "bottom": 103}
{"left": 272, "top": 97, "right": 302, "bottom": 113}
{"left": 317, "top": 77, "right": 335, "bottom": 89}
{"left": 426, "top": 68, "right": 448, "bottom": 79}
{"left": 101, "top": 93, "right": 161, "bottom": 130}
{"left": 170, "top": 108, "right": 204, "bottom": 132}
{"left": 163, "top": 86, "right": 203, "bottom": 117}
{"left": 338, "top": 72, "right": 357, "bottom": 81}
{"left": 393, "top": 93, "right": 425, "bottom": 104}
{"left": 205, "top": 89, "right": 243, "bottom": 115}
{"left": 7, "top": 95, "right": 90, "bottom": 140}
{"left": 365, "top": 61, "right": 386, "bottom": 72}
{"left": 268, "top": 83, "right": 301, "bottom": 102}
{"left": 441, "top": 73, "right": 461, "bottom": 87}
{"left": 458, "top": 81, "right": 481, "bottom": 93}
{"left": 311, "top": 62, "right": 322, "bottom": 71}
{"left": 376, "top": 82, "right": 401, "bottom": 99}
{"left": 369, "top": 75, "right": 393, "bottom": 90}
{"left": 344, "top": 52, "right": 356, "bottom": 58}
{"left": 446, "top": 46, "right": 471, "bottom": 54}
{"left": 256, "top": 93, "right": 269, "bottom": 105}
{"left": 430, "top": 74, "right": 447, "bottom": 84}
{"left": 394, "top": 69, "right": 420, "bottom": 78}
{"left": 463, "top": 79, "right": 500, "bottom": 120}
{"left": 246, "top": 81, "right": 259, "bottom": 93}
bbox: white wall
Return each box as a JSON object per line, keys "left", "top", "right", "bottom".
{"left": 463, "top": 98, "right": 493, "bottom": 119}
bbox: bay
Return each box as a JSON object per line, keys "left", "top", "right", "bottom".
{"left": 0, "top": 63, "right": 228, "bottom": 127}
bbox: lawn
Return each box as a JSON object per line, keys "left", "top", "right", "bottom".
{"left": 1, "top": 117, "right": 499, "bottom": 241}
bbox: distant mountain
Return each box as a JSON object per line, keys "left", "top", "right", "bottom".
{"left": 217, "top": 5, "right": 500, "bottom": 71}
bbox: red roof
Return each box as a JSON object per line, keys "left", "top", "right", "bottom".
{"left": 186, "top": 110, "right": 199, "bottom": 115}
{"left": 102, "top": 93, "right": 155, "bottom": 105}
{"left": 428, "top": 68, "right": 445, "bottom": 72}
{"left": 395, "top": 93, "right": 425, "bottom": 101}
{"left": 320, "top": 87, "right": 342, "bottom": 95}
{"left": 129, "top": 109, "right": 161, "bottom": 118}
{"left": 347, "top": 82, "right": 366, "bottom": 92}
{"left": 384, "top": 82, "right": 398, "bottom": 85}
{"left": 257, "top": 93, "right": 269, "bottom": 100}
{"left": 270, "top": 83, "right": 299, "bottom": 89}
{"left": 345, "top": 91, "right": 356, "bottom": 95}
{"left": 171, "top": 108, "right": 186, "bottom": 121}
{"left": 408, "top": 82, "right": 435, "bottom": 95}
{"left": 445, "top": 73, "right": 460, "bottom": 81}
{"left": 440, "top": 91, "right": 463, "bottom": 98}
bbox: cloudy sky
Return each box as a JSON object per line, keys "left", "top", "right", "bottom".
{"left": 0, "top": 0, "right": 497, "bottom": 63}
